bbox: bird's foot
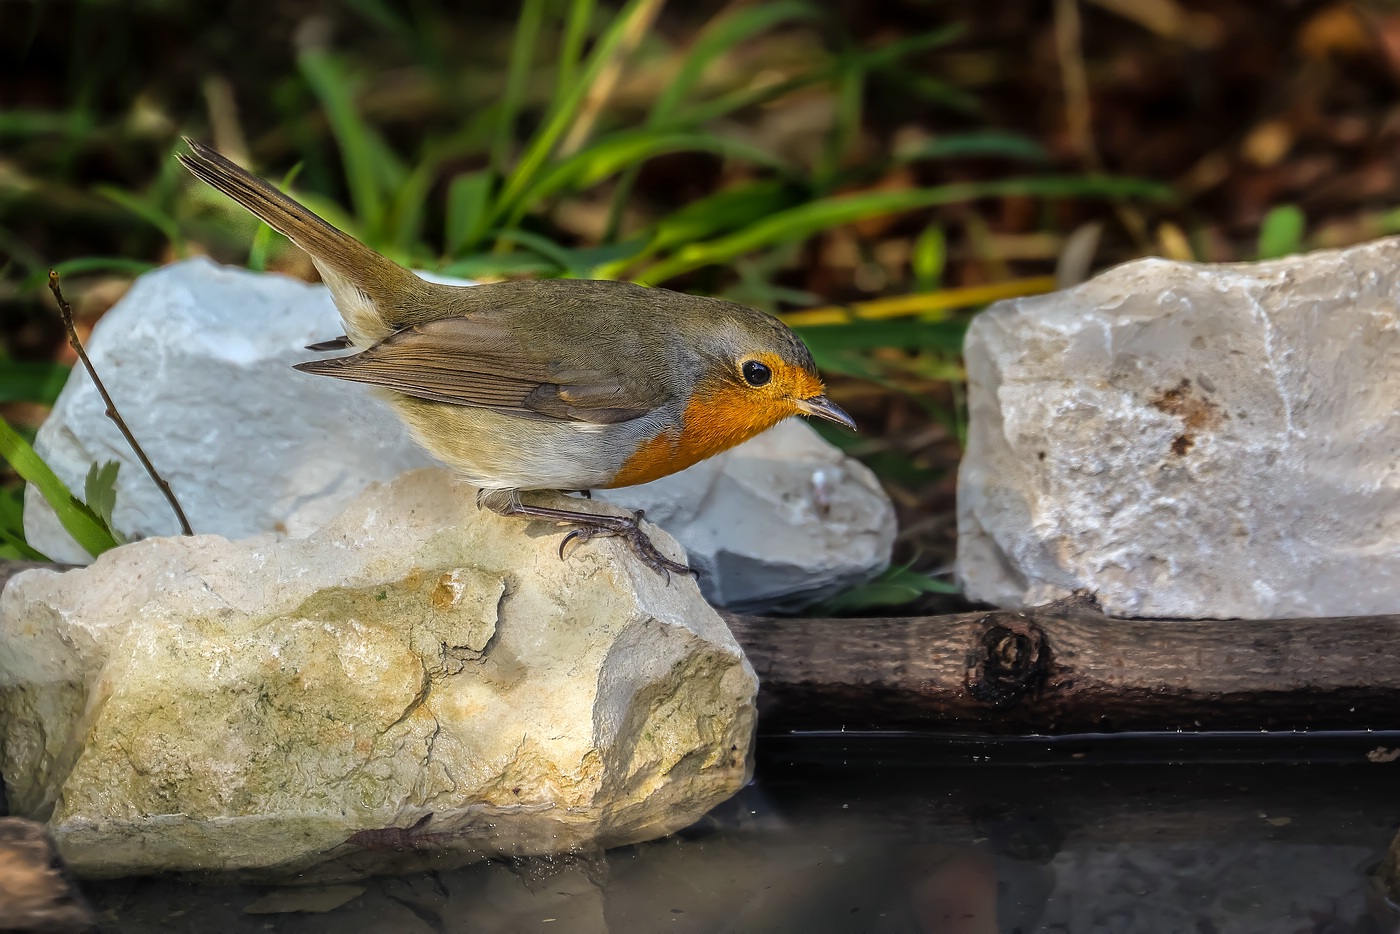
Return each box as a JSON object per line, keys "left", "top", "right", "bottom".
{"left": 559, "top": 509, "right": 694, "bottom": 579}
{"left": 478, "top": 489, "right": 693, "bottom": 580}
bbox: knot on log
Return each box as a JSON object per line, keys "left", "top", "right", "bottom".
{"left": 965, "top": 617, "right": 1050, "bottom": 710}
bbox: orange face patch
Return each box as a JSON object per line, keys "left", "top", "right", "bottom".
{"left": 605, "top": 357, "right": 824, "bottom": 488}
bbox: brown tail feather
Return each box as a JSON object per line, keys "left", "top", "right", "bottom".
{"left": 177, "top": 139, "right": 424, "bottom": 337}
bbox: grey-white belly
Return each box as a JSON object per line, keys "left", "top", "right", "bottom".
{"left": 386, "top": 394, "right": 670, "bottom": 491}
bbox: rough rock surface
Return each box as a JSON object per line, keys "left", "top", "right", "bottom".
{"left": 0, "top": 469, "right": 757, "bottom": 881}
{"left": 25, "top": 258, "right": 892, "bottom": 611}
{"left": 957, "top": 237, "right": 1400, "bottom": 619}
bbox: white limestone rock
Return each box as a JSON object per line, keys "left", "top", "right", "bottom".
{"left": 957, "top": 237, "right": 1400, "bottom": 619}
{"left": 0, "top": 468, "right": 757, "bottom": 881}
{"left": 25, "top": 258, "right": 892, "bottom": 611}
{"left": 598, "top": 418, "right": 893, "bottom": 611}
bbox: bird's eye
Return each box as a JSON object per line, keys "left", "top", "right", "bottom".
{"left": 742, "top": 360, "right": 772, "bottom": 387}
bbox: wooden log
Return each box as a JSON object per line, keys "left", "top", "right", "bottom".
{"left": 723, "top": 600, "right": 1400, "bottom": 733}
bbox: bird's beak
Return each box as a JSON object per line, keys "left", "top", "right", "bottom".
{"left": 795, "top": 395, "right": 857, "bottom": 431}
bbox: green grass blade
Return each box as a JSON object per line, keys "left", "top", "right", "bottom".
{"left": 445, "top": 170, "right": 495, "bottom": 257}
{"left": 894, "top": 131, "right": 1049, "bottom": 164}
{"left": 596, "top": 180, "right": 801, "bottom": 279}
{"left": 437, "top": 254, "right": 562, "bottom": 279}
{"left": 248, "top": 163, "right": 304, "bottom": 272}
{"left": 636, "top": 175, "right": 1175, "bottom": 282}
{"left": 20, "top": 257, "right": 155, "bottom": 290}
{"left": 0, "top": 416, "right": 119, "bottom": 557}
{"left": 95, "top": 186, "right": 183, "bottom": 252}
{"left": 815, "top": 60, "right": 863, "bottom": 190}
{"left": 555, "top": 0, "right": 596, "bottom": 111}
{"left": 494, "top": 0, "right": 547, "bottom": 176}
{"left": 493, "top": 0, "right": 663, "bottom": 225}
{"left": 387, "top": 158, "right": 437, "bottom": 257}
{"left": 492, "top": 229, "right": 588, "bottom": 276}
{"left": 650, "top": 1, "right": 818, "bottom": 122}
{"left": 298, "top": 49, "right": 398, "bottom": 243}
{"left": 854, "top": 22, "right": 964, "bottom": 69}
{"left": 506, "top": 130, "right": 790, "bottom": 226}
{"left": 666, "top": 69, "right": 831, "bottom": 129}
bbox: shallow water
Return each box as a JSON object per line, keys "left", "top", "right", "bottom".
{"left": 81, "top": 732, "right": 1400, "bottom": 933}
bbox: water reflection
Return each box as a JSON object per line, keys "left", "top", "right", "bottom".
{"left": 82, "top": 734, "right": 1399, "bottom": 933}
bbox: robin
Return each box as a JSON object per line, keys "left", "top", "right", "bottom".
{"left": 178, "top": 140, "right": 856, "bottom": 575}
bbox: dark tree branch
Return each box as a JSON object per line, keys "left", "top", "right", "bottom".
{"left": 47, "top": 271, "right": 193, "bottom": 537}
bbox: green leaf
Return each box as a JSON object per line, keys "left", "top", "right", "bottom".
{"left": 910, "top": 224, "right": 946, "bottom": 291}
{"left": 1258, "top": 204, "right": 1305, "bottom": 260}
{"left": 636, "top": 175, "right": 1175, "bottom": 282}
{"left": 83, "top": 460, "right": 120, "bottom": 534}
{"left": 0, "top": 362, "right": 70, "bottom": 405}
{"left": 0, "top": 416, "right": 119, "bottom": 557}
{"left": 817, "top": 565, "right": 960, "bottom": 614}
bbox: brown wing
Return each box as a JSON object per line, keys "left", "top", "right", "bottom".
{"left": 293, "top": 317, "right": 664, "bottom": 425}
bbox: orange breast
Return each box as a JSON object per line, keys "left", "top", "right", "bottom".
{"left": 603, "top": 380, "right": 798, "bottom": 488}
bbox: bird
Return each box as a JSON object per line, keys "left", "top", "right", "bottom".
{"left": 177, "top": 139, "right": 856, "bottom": 575}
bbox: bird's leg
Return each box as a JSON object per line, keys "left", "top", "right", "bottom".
{"left": 477, "top": 489, "right": 693, "bottom": 578}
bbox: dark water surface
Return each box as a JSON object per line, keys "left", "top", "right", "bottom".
{"left": 83, "top": 732, "right": 1400, "bottom": 933}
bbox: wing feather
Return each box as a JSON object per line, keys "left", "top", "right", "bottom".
{"left": 293, "top": 316, "right": 665, "bottom": 425}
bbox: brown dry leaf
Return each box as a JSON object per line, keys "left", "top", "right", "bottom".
{"left": 1241, "top": 119, "right": 1294, "bottom": 168}
{"left": 1156, "top": 221, "right": 1194, "bottom": 261}
{"left": 1298, "top": 4, "right": 1375, "bottom": 60}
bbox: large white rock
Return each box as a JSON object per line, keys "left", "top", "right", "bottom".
{"left": 0, "top": 468, "right": 757, "bottom": 881}
{"left": 957, "top": 237, "right": 1400, "bottom": 619}
{"left": 25, "top": 258, "right": 892, "bottom": 611}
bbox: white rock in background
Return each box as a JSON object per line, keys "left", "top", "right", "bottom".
{"left": 25, "top": 258, "right": 892, "bottom": 611}
{"left": 599, "top": 419, "right": 893, "bottom": 611}
{"left": 0, "top": 468, "right": 757, "bottom": 881}
{"left": 957, "top": 237, "right": 1400, "bottom": 620}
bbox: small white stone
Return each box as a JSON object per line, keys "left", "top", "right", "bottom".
{"left": 25, "top": 258, "right": 893, "bottom": 611}
{"left": 0, "top": 469, "right": 757, "bottom": 881}
{"left": 956, "top": 237, "right": 1400, "bottom": 619}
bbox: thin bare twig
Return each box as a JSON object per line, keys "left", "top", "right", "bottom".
{"left": 1053, "top": 0, "right": 1152, "bottom": 252}
{"left": 47, "top": 271, "right": 194, "bottom": 536}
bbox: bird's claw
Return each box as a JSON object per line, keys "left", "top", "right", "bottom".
{"left": 555, "top": 511, "right": 694, "bottom": 580}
